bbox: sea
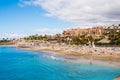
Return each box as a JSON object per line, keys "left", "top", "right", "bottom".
{"left": 0, "top": 46, "right": 120, "bottom": 80}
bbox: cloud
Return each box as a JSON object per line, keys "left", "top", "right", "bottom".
{"left": 0, "top": 28, "right": 62, "bottom": 39}
{"left": 0, "top": 33, "right": 27, "bottom": 39}
{"left": 20, "top": 0, "right": 120, "bottom": 25}
{"left": 34, "top": 28, "right": 63, "bottom": 35}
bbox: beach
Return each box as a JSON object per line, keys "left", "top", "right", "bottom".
{"left": 10, "top": 41, "right": 120, "bottom": 68}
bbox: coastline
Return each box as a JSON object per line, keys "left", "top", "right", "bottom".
{"left": 24, "top": 47, "right": 120, "bottom": 68}
{"left": 1, "top": 45, "right": 120, "bottom": 69}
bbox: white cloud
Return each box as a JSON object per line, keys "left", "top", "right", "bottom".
{"left": 0, "top": 33, "right": 27, "bottom": 39}
{"left": 34, "top": 28, "right": 63, "bottom": 35}
{"left": 0, "top": 28, "right": 62, "bottom": 39}
{"left": 20, "top": 0, "right": 120, "bottom": 26}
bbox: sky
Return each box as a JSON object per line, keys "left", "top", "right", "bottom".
{"left": 0, "top": 0, "right": 120, "bottom": 39}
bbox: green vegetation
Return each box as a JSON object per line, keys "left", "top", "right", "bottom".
{"left": 103, "top": 25, "right": 120, "bottom": 46}
{"left": 24, "top": 34, "right": 50, "bottom": 41}
{"left": 0, "top": 38, "right": 11, "bottom": 45}
{"left": 23, "top": 25, "right": 120, "bottom": 46}
{"left": 108, "top": 32, "right": 120, "bottom": 46}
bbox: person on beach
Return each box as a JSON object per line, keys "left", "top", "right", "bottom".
{"left": 90, "top": 59, "right": 93, "bottom": 65}
{"left": 109, "top": 51, "right": 113, "bottom": 64}
{"left": 63, "top": 59, "right": 67, "bottom": 62}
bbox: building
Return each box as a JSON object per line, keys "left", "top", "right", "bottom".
{"left": 104, "top": 24, "right": 120, "bottom": 34}
{"left": 63, "top": 26, "right": 104, "bottom": 37}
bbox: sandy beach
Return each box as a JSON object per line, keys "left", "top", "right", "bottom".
{"left": 10, "top": 42, "right": 120, "bottom": 69}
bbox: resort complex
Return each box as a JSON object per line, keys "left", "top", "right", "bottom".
{"left": 63, "top": 26, "right": 104, "bottom": 36}
{"left": 10, "top": 24, "right": 120, "bottom": 46}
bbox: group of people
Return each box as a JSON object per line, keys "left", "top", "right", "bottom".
{"left": 30, "top": 41, "right": 120, "bottom": 56}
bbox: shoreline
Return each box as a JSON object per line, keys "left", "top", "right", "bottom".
{"left": 17, "top": 47, "right": 120, "bottom": 69}
{"left": 1, "top": 45, "right": 120, "bottom": 69}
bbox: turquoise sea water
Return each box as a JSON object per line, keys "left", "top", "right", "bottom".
{"left": 0, "top": 46, "right": 120, "bottom": 80}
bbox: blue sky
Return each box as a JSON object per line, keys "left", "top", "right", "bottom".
{"left": 0, "top": 0, "right": 120, "bottom": 39}
{"left": 0, "top": 0, "right": 74, "bottom": 38}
